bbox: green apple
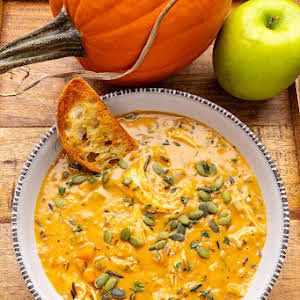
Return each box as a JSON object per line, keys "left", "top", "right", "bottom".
{"left": 213, "top": 0, "right": 300, "bottom": 100}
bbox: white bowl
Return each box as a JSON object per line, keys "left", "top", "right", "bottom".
{"left": 11, "top": 88, "right": 289, "bottom": 299}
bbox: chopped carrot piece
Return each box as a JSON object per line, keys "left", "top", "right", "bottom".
{"left": 74, "top": 258, "right": 86, "bottom": 272}
{"left": 75, "top": 242, "right": 95, "bottom": 262}
{"left": 83, "top": 268, "right": 97, "bottom": 283}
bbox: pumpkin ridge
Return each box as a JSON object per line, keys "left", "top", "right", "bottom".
{"left": 79, "top": 0, "right": 170, "bottom": 38}
{"left": 82, "top": 0, "right": 226, "bottom": 43}
{"left": 83, "top": 30, "right": 213, "bottom": 80}
{"left": 73, "top": 0, "right": 121, "bottom": 31}
{"left": 84, "top": 17, "right": 220, "bottom": 69}
{"left": 63, "top": 0, "right": 82, "bottom": 21}
{"left": 89, "top": 9, "right": 214, "bottom": 43}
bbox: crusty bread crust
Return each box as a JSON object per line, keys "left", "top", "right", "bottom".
{"left": 57, "top": 78, "right": 138, "bottom": 172}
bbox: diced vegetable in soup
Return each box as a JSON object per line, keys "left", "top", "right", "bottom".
{"left": 35, "top": 112, "right": 267, "bottom": 300}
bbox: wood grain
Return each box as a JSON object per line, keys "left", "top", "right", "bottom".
{"left": 0, "top": 1, "right": 299, "bottom": 299}
{"left": 292, "top": 80, "right": 300, "bottom": 174}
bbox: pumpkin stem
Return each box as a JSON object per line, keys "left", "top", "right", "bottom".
{"left": 0, "top": 10, "right": 84, "bottom": 74}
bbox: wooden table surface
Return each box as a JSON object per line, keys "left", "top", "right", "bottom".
{"left": 0, "top": 1, "right": 299, "bottom": 299}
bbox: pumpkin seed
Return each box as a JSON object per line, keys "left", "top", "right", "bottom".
{"left": 209, "top": 220, "right": 220, "bottom": 233}
{"left": 219, "top": 210, "right": 229, "bottom": 218}
{"left": 223, "top": 236, "right": 230, "bottom": 245}
{"left": 162, "top": 139, "right": 170, "bottom": 145}
{"left": 190, "top": 240, "right": 200, "bottom": 249}
{"left": 73, "top": 225, "right": 83, "bottom": 232}
{"left": 118, "top": 159, "right": 128, "bottom": 169}
{"left": 104, "top": 230, "right": 113, "bottom": 244}
{"left": 104, "top": 277, "right": 118, "bottom": 292}
{"left": 120, "top": 227, "right": 130, "bottom": 241}
{"left": 199, "top": 202, "right": 209, "bottom": 215}
{"left": 222, "top": 190, "right": 232, "bottom": 204}
{"left": 169, "top": 219, "right": 179, "bottom": 231}
{"left": 164, "top": 176, "right": 174, "bottom": 185}
{"left": 143, "top": 216, "right": 155, "bottom": 227}
{"left": 176, "top": 223, "right": 186, "bottom": 235}
{"left": 152, "top": 163, "right": 164, "bottom": 175}
{"left": 62, "top": 171, "right": 69, "bottom": 179}
{"left": 174, "top": 261, "right": 182, "bottom": 270}
{"left": 201, "top": 230, "right": 210, "bottom": 238}
{"left": 111, "top": 287, "right": 126, "bottom": 299}
{"left": 129, "top": 236, "right": 144, "bottom": 248}
{"left": 158, "top": 231, "right": 169, "bottom": 240}
{"left": 207, "top": 202, "right": 218, "bottom": 214}
{"left": 153, "top": 240, "right": 167, "bottom": 250}
{"left": 94, "top": 256, "right": 108, "bottom": 270}
{"left": 58, "top": 186, "right": 66, "bottom": 196}
{"left": 144, "top": 212, "right": 154, "bottom": 219}
{"left": 133, "top": 281, "right": 144, "bottom": 293}
{"left": 94, "top": 273, "right": 109, "bottom": 289}
{"left": 170, "top": 233, "right": 185, "bottom": 242}
{"left": 170, "top": 187, "right": 177, "bottom": 193}
{"left": 54, "top": 198, "right": 65, "bottom": 209}
{"left": 70, "top": 175, "right": 87, "bottom": 185}
{"left": 218, "top": 215, "right": 231, "bottom": 226}
{"left": 178, "top": 215, "right": 190, "bottom": 226}
{"left": 102, "top": 171, "right": 109, "bottom": 183}
{"left": 198, "top": 190, "right": 211, "bottom": 201}
{"left": 196, "top": 161, "right": 217, "bottom": 177}
{"left": 181, "top": 196, "right": 189, "bottom": 204}
{"left": 122, "top": 177, "right": 132, "bottom": 186}
{"left": 148, "top": 245, "right": 157, "bottom": 251}
{"left": 188, "top": 209, "right": 204, "bottom": 220}
{"left": 87, "top": 175, "right": 97, "bottom": 183}
{"left": 201, "top": 186, "right": 214, "bottom": 193}
{"left": 196, "top": 246, "right": 210, "bottom": 258}
{"left": 212, "top": 177, "right": 224, "bottom": 191}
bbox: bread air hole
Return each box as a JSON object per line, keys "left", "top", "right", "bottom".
{"left": 78, "top": 127, "right": 87, "bottom": 141}
{"left": 87, "top": 152, "right": 98, "bottom": 162}
{"left": 104, "top": 140, "right": 112, "bottom": 146}
{"left": 108, "top": 158, "right": 119, "bottom": 165}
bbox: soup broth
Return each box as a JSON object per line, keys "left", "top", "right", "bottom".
{"left": 35, "top": 112, "right": 267, "bottom": 300}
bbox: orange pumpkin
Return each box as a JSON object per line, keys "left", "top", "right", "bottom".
{"left": 0, "top": 0, "right": 231, "bottom": 86}
{"left": 49, "top": 0, "right": 231, "bottom": 85}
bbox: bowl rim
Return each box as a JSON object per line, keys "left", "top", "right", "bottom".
{"left": 11, "top": 87, "right": 290, "bottom": 300}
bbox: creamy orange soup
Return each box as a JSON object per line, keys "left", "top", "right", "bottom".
{"left": 35, "top": 112, "right": 266, "bottom": 300}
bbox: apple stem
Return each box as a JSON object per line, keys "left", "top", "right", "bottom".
{"left": 266, "top": 15, "right": 280, "bottom": 29}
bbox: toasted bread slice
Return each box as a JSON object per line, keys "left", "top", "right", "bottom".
{"left": 57, "top": 78, "right": 138, "bottom": 172}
